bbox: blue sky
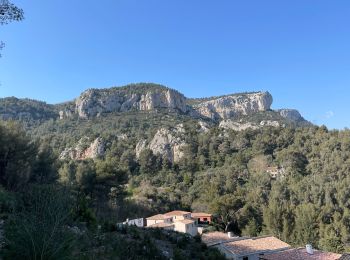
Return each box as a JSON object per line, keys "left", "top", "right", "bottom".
{"left": 0, "top": 0, "right": 349, "bottom": 129}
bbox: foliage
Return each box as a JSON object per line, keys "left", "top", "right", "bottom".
{"left": 2, "top": 100, "right": 350, "bottom": 255}
{"left": 0, "top": 0, "right": 24, "bottom": 56}
{"left": 3, "top": 185, "right": 75, "bottom": 260}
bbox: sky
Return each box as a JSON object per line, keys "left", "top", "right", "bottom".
{"left": 0, "top": 0, "right": 350, "bottom": 129}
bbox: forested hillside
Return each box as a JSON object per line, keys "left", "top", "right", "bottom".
{"left": 0, "top": 84, "right": 349, "bottom": 258}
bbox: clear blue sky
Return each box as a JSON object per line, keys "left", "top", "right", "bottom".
{"left": 1, "top": 0, "right": 349, "bottom": 129}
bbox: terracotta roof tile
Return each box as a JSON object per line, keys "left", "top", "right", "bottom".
{"left": 201, "top": 232, "right": 239, "bottom": 246}
{"left": 147, "top": 222, "right": 174, "bottom": 228}
{"left": 262, "top": 247, "right": 342, "bottom": 260}
{"left": 176, "top": 219, "right": 196, "bottom": 225}
{"left": 191, "top": 212, "right": 212, "bottom": 217}
{"left": 164, "top": 210, "right": 191, "bottom": 216}
{"left": 146, "top": 214, "right": 172, "bottom": 220}
{"left": 223, "top": 236, "right": 290, "bottom": 256}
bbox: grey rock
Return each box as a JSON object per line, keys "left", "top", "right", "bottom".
{"left": 135, "top": 125, "right": 187, "bottom": 163}
{"left": 193, "top": 92, "right": 273, "bottom": 120}
{"left": 75, "top": 88, "right": 188, "bottom": 118}
{"left": 277, "top": 109, "right": 303, "bottom": 121}
{"left": 59, "top": 137, "right": 105, "bottom": 160}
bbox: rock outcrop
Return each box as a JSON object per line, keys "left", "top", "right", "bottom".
{"left": 260, "top": 120, "right": 281, "bottom": 127}
{"left": 60, "top": 137, "right": 105, "bottom": 160}
{"left": 59, "top": 109, "right": 74, "bottom": 119}
{"left": 193, "top": 92, "right": 273, "bottom": 120}
{"left": 197, "top": 121, "right": 210, "bottom": 133}
{"left": 1, "top": 83, "right": 308, "bottom": 127}
{"left": 219, "top": 120, "right": 259, "bottom": 131}
{"left": 277, "top": 109, "right": 303, "bottom": 121}
{"left": 219, "top": 119, "right": 282, "bottom": 131}
{"left": 75, "top": 86, "right": 188, "bottom": 118}
{"left": 136, "top": 125, "right": 187, "bottom": 163}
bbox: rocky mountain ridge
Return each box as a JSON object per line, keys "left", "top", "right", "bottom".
{"left": 0, "top": 83, "right": 311, "bottom": 163}
{"left": 192, "top": 91, "right": 273, "bottom": 120}
{"left": 0, "top": 83, "right": 307, "bottom": 125}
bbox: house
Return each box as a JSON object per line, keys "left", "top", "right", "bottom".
{"left": 202, "top": 231, "right": 239, "bottom": 247}
{"left": 261, "top": 247, "right": 342, "bottom": 260}
{"left": 146, "top": 214, "right": 173, "bottom": 226}
{"left": 202, "top": 232, "right": 291, "bottom": 260}
{"left": 123, "top": 218, "right": 146, "bottom": 227}
{"left": 147, "top": 222, "right": 174, "bottom": 231}
{"left": 191, "top": 212, "right": 212, "bottom": 224}
{"left": 174, "top": 219, "right": 198, "bottom": 236}
{"left": 145, "top": 210, "right": 198, "bottom": 236}
{"left": 164, "top": 210, "right": 192, "bottom": 221}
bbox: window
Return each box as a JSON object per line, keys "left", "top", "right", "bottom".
{"left": 243, "top": 257, "right": 248, "bottom": 260}
{"left": 203, "top": 218, "right": 207, "bottom": 221}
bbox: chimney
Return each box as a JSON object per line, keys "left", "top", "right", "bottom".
{"left": 306, "top": 244, "right": 314, "bottom": 255}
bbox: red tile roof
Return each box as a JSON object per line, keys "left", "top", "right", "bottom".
{"left": 146, "top": 214, "right": 172, "bottom": 220}
{"left": 147, "top": 222, "right": 174, "bottom": 228}
{"left": 262, "top": 247, "right": 342, "bottom": 260}
{"left": 191, "top": 212, "right": 212, "bottom": 217}
{"left": 164, "top": 210, "right": 191, "bottom": 216}
{"left": 176, "top": 219, "right": 196, "bottom": 225}
{"left": 223, "top": 236, "right": 290, "bottom": 256}
{"left": 201, "top": 232, "right": 239, "bottom": 246}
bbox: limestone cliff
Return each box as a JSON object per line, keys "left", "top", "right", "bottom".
{"left": 192, "top": 92, "right": 273, "bottom": 120}
{"left": 277, "top": 109, "right": 303, "bottom": 121}
{"left": 74, "top": 84, "right": 188, "bottom": 118}
{"left": 219, "top": 119, "right": 282, "bottom": 131}
{"left": 1, "top": 83, "right": 307, "bottom": 127}
{"left": 136, "top": 124, "right": 187, "bottom": 163}
{"left": 59, "top": 137, "right": 105, "bottom": 160}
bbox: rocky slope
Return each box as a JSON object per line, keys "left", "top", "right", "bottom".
{"left": 72, "top": 84, "right": 188, "bottom": 119}
{"left": 0, "top": 83, "right": 306, "bottom": 125}
{"left": 192, "top": 91, "right": 273, "bottom": 120}
{"left": 59, "top": 137, "right": 106, "bottom": 160}
{"left": 0, "top": 83, "right": 310, "bottom": 163}
{"left": 136, "top": 124, "right": 187, "bottom": 163}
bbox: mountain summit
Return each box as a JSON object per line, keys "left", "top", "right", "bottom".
{"left": 0, "top": 83, "right": 307, "bottom": 126}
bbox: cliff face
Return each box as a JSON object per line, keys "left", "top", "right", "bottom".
{"left": 192, "top": 92, "right": 273, "bottom": 120}
{"left": 135, "top": 125, "right": 187, "bottom": 163}
{"left": 74, "top": 86, "right": 188, "bottom": 119}
{"left": 59, "top": 137, "right": 105, "bottom": 160}
{"left": 278, "top": 109, "right": 303, "bottom": 121}
{"left": 0, "top": 83, "right": 307, "bottom": 127}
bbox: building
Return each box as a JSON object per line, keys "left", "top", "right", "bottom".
{"left": 145, "top": 210, "right": 199, "bottom": 236}
{"left": 123, "top": 218, "right": 146, "bottom": 227}
{"left": 202, "top": 232, "right": 291, "bottom": 260}
{"left": 261, "top": 247, "right": 342, "bottom": 260}
{"left": 146, "top": 214, "right": 173, "bottom": 226}
{"left": 147, "top": 222, "right": 174, "bottom": 231}
{"left": 174, "top": 219, "right": 197, "bottom": 236}
{"left": 164, "top": 210, "right": 192, "bottom": 221}
{"left": 202, "top": 231, "right": 239, "bottom": 246}
{"left": 191, "top": 212, "right": 212, "bottom": 224}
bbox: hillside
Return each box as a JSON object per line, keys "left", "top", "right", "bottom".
{"left": 0, "top": 83, "right": 308, "bottom": 124}
{"left": 4, "top": 83, "right": 350, "bottom": 258}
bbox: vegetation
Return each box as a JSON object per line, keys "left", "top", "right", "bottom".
{"left": 1, "top": 87, "right": 350, "bottom": 257}
{"left": 0, "top": 0, "right": 24, "bottom": 56}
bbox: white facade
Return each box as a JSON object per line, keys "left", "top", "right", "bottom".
{"left": 146, "top": 211, "right": 199, "bottom": 236}
{"left": 125, "top": 218, "right": 145, "bottom": 227}
{"left": 146, "top": 217, "right": 172, "bottom": 227}
{"left": 171, "top": 213, "right": 191, "bottom": 221}
{"left": 174, "top": 220, "right": 198, "bottom": 236}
